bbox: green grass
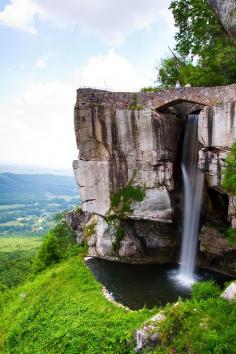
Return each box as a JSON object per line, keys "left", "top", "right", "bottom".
{"left": 0, "top": 252, "right": 154, "bottom": 354}
{"left": 0, "top": 237, "right": 42, "bottom": 291}
{"left": 1, "top": 232, "right": 236, "bottom": 353}
{"left": 145, "top": 281, "right": 236, "bottom": 354}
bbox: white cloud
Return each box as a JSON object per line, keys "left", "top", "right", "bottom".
{"left": 0, "top": 80, "right": 76, "bottom": 169}
{"left": 36, "top": 0, "right": 172, "bottom": 44}
{"left": 0, "top": 50, "right": 145, "bottom": 169}
{"left": 0, "top": 0, "right": 38, "bottom": 34}
{"left": 35, "top": 56, "right": 47, "bottom": 68}
{"left": 74, "top": 49, "right": 143, "bottom": 91}
{"left": 0, "top": 0, "right": 172, "bottom": 44}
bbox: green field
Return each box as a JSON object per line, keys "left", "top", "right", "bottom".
{"left": 0, "top": 173, "right": 80, "bottom": 236}
{"left": 0, "top": 237, "right": 42, "bottom": 291}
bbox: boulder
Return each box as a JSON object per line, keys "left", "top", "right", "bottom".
{"left": 221, "top": 282, "right": 236, "bottom": 300}
{"left": 135, "top": 312, "right": 165, "bottom": 352}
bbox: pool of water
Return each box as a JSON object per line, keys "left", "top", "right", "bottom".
{"left": 86, "top": 257, "right": 232, "bottom": 310}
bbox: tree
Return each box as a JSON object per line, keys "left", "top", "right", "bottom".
{"left": 156, "top": 0, "right": 236, "bottom": 88}
{"left": 221, "top": 143, "right": 236, "bottom": 194}
{"left": 221, "top": 142, "right": 236, "bottom": 243}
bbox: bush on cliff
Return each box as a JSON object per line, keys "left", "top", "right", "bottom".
{"left": 33, "top": 212, "right": 78, "bottom": 272}
{"left": 221, "top": 142, "right": 236, "bottom": 243}
{"left": 222, "top": 142, "right": 236, "bottom": 194}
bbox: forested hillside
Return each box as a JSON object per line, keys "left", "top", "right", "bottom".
{"left": 0, "top": 173, "right": 77, "bottom": 195}
{"left": 0, "top": 173, "right": 80, "bottom": 236}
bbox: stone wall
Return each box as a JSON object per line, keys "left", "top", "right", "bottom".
{"left": 75, "top": 85, "right": 236, "bottom": 110}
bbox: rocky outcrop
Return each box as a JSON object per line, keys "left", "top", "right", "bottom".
{"left": 209, "top": 0, "right": 236, "bottom": 44}
{"left": 72, "top": 86, "right": 236, "bottom": 272}
{"left": 73, "top": 89, "right": 187, "bottom": 261}
{"left": 135, "top": 312, "right": 165, "bottom": 352}
{"left": 199, "top": 226, "right": 236, "bottom": 274}
{"left": 198, "top": 102, "right": 236, "bottom": 227}
{"left": 221, "top": 281, "right": 236, "bottom": 300}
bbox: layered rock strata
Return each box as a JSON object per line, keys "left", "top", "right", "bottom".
{"left": 72, "top": 86, "right": 236, "bottom": 273}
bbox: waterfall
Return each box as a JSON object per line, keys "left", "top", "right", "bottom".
{"left": 177, "top": 113, "right": 204, "bottom": 286}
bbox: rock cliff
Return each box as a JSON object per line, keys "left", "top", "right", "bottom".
{"left": 71, "top": 86, "right": 236, "bottom": 274}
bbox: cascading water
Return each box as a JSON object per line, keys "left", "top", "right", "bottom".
{"left": 177, "top": 113, "right": 204, "bottom": 286}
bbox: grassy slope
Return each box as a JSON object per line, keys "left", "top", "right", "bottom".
{"left": 0, "top": 237, "right": 42, "bottom": 291}
{"left": 0, "top": 252, "right": 155, "bottom": 354}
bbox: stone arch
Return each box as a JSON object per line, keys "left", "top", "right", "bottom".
{"left": 154, "top": 98, "right": 207, "bottom": 111}
{"left": 154, "top": 98, "right": 205, "bottom": 121}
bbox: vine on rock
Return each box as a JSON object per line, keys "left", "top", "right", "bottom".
{"left": 106, "top": 171, "right": 146, "bottom": 253}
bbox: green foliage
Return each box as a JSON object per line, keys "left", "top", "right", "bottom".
{"left": 227, "top": 227, "right": 236, "bottom": 245}
{"left": 0, "top": 255, "right": 154, "bottom": 353}
{"left": 112, "top": 222, "right": 125, "bottom": 253}
{"left": 33, "top": 213, "right": 78, "bottom": 272}
{"left": 140, "top": 86, "right": 163, "bottom": 92}
{"left": 152, "top": 282, "right": 236, "bottom": 354}
{"left": 128, "top": 93, "right": 144, "bottom": 110}
{"left": 157, "top": 0, "right": 236, "bottom": 87}
{"left": 83, "top": 222, "right": 96, "bottom": 239}
{"left": 109, "top": 183, "right": 146, "bottom": 218}
{"left": 221, "top": 143, "right": 236, "bottom": 194}
{"left": 0, "top": 237, "right": 42, "bottom": 292}
{"left": 191, "top": 280, "right": 221, "bottom": 301}
{"left": 221, "top": 143, "right": 236, "bottom": 242}
{"left": 106, "top": 174, "right": 146, "bottom": 252}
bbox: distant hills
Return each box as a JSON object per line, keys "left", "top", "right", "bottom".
{"left": 0, "top": 172, "right": 80, "bottom": 236}
{"left": 0, "top": 173, "right": 78, "bottom": 195}
{"left": 0, "top": 163, "right": 73, "bottom": 176}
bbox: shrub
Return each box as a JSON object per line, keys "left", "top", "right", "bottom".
{"left": 227, "top": 227, "right": 236, "bottom": 245}
{"left": 112, "top": 223, "right": 125, "bottom": 252}
{"left": 191, "top": 280, "right": 221, "bottom": 301}
{"left": 33, "top": 212, "right": 79, "bottom": 272}
{"left": 221, "top": 143, "right": 236, "bottom": 194}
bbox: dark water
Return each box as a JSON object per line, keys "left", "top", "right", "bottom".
{"left": 86, "top": 257, "right": 232, "bottom": 310}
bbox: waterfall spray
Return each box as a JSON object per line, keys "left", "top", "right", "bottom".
{"left": 177, "top": 113, "right": 204, "bottom": 286}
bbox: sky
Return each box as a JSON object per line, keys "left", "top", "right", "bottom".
{"left": 0, "top": 0, "right": 175, "bottom": 171}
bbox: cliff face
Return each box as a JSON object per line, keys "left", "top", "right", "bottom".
{"left": 209, "top": 0, "right": 236, "bottom": 44}
{"left": 72, "top": 86, "right": 236, "bottom": 273}
{"left": 73, "top": 106, "right": 182, "bottom": 221}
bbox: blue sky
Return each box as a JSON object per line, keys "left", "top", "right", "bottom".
{"left": 0, "top": 0, "right": 175, "bottom": 170}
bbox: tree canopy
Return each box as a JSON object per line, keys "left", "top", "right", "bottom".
{"left": 155, "top": 0, "right": 236, "bottom": 88}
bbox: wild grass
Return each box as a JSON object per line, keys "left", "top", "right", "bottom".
{"left": 0, "top": 252, "right": 154, "bottom": 354}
